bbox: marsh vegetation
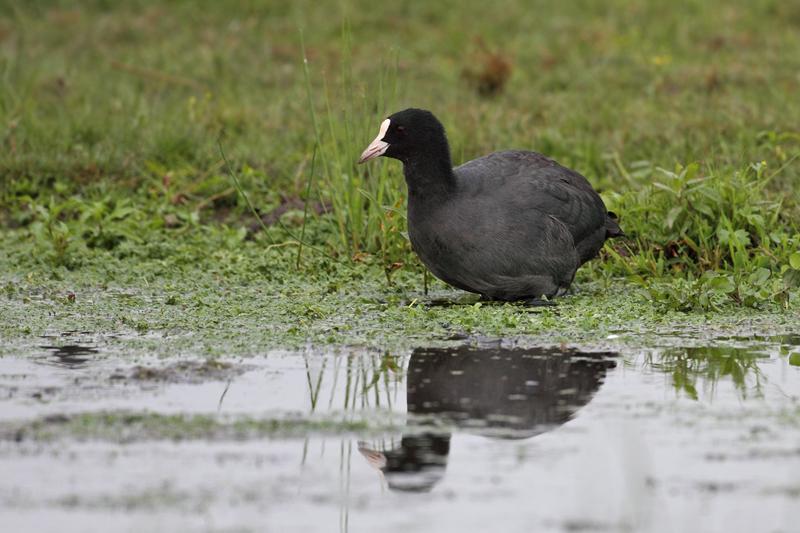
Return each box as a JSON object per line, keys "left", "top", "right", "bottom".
{"left": 1, "top": 1, "right": 800, "bottom": 531}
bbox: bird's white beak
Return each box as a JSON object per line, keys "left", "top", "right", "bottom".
{"left": 358, "top": 118, "right": 391, "bottom": 164}
{"left": 357, "top": 441, "right": 388, "bottom": 469}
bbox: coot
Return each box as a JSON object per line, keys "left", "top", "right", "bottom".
{"left": 358, "top": 108, "right": 623, "bottom": 304}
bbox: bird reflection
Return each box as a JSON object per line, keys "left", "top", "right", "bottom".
{"left": 359, "top": 344, "right": 616, "bottom": 492}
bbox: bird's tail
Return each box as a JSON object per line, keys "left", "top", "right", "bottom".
{"left": 605, "top": 211, "right": 624, "bottom": 238}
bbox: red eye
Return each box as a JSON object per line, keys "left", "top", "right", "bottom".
{"left": 396, "top": 125, "right": 406, "bottom": 134}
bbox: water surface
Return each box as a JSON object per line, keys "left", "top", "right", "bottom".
{"left": 1, "top": 335, "right": 798, "bottom": 532}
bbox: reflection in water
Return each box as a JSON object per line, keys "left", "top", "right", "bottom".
{"left": 38, "top": 344, "right": 99, "bottom": 368}
{"left": 645, "top": 345, "right": 770, "bottom": 399}
{"left": 359, "top": 344, "right": 616, "bottom": 492}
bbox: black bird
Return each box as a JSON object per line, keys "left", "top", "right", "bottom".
{"left": 359, "top": 108, "right": 623, "bottom": 304}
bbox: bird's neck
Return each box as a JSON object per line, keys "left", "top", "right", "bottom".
{"left": 402, "top": 148, "right": 456, "bottom": 200}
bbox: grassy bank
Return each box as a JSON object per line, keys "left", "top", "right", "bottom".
{"left": 2, "top": 0, "right": 800, "bottom": 349}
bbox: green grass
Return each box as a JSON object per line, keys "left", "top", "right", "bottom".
{"left": 2, "top": 0, "right": 800, "bottom": 337}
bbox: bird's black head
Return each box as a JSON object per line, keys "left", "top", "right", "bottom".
{"left": 358, "top": 108, "right": 449, "bottom": 164}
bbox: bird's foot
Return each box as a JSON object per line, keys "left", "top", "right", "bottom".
{"left": 521, "top": 298, "right": 557, "bottom": 308}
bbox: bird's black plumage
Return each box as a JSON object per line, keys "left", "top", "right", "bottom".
{"left": 359, "top": 108, "right": 623, "bottom": 301}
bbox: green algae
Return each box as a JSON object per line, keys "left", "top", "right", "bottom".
{"left": 2, "top": 222, "right": 799, "bottom": 359}
{"left": 4, "top": 411, "right": 398, "bottom": 443}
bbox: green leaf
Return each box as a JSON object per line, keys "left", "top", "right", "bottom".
{"left": 732, "top": 229, "right": 750, "bottom": 247}
{"left": 684, "top": 162, "right": 700, "bottom": 181}
{"left": 693, "top": 202, "right": 715, "bottom": 218}
{"left": 790, "top": 252, "right": 800, "bottom": 270}
{"left": 653, "top": 182, "right": 678, "bottom": 195}
{"left": 784, "top": 268, "right": 800, "bottom": 289}
{"left": 708, "top": 275, "right": 735, "bottom": 293}
{"left": 665, "top": 206, "right": 683, "bottom": 230}
{"left": 789, "top": 353, "right": 800, "bottom": 367}
{"left": 748, "top": 267, "right": 771, "bottom": 285}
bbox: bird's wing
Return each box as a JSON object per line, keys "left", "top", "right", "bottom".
{"left": 454, "top": 150, "right": 607, "bottom": 245}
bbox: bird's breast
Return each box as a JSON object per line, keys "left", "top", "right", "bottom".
{"left": 408, "top": 205, "right": 448, "bottom": 258}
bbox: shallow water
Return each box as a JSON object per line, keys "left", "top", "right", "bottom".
{"left": 1, "top": 335, "right": 799, "bottom": 532}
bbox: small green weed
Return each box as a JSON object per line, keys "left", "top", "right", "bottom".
{"left": 605, "top": 161, "right": 799, "bottom": 309}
